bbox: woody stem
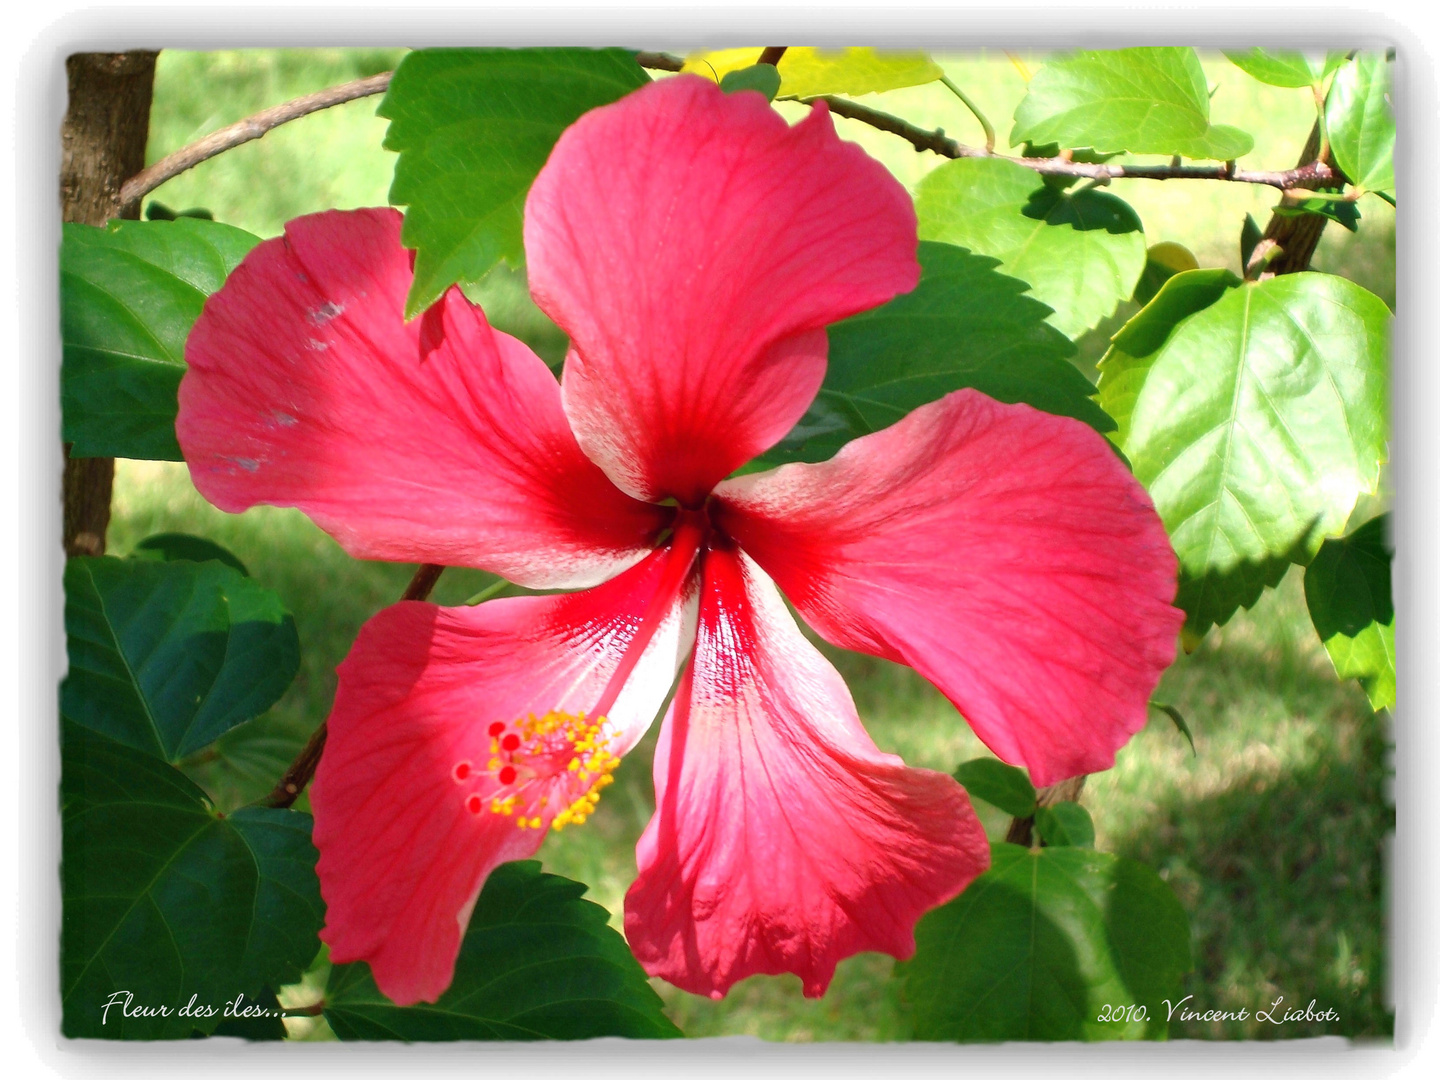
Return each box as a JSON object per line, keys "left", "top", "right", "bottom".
{"left": 262, "top": 562, "right": 444, "bottom": 809}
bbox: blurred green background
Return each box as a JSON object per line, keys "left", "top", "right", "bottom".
{"left": 121, "top": 48, "right": 1395, "bottom": 1041}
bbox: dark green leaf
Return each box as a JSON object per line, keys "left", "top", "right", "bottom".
{"left": 1012, "top": 47, "right": 1255, "bottom": 159}
{"left": 1325, "top": 53, "right": 1395, "bottom": 194}
{"left": 380, "top": 48, "right": 650, "bottom": 317}
{"left": 720, "top": 63, "right": 781, "bottom": 101}
{"left": 61, "top": 723, "right": 323, "bottom": 1039}
{"left": 131, "top": 532, "right": 250, "bottom": 576}
{"left": 325, "top": 861, "right": 680, "bottom": 1040}
{"left": 1240, "top": 213, "right": 1263, "bottom": 272}
{"left": 764, "top": 241, "right": 1111, "bottom": 465}
{"left": 905, "top": 843, "right": 1190, "bottom": 1041}
{"left": 954, "top": 758, "right": 1037, "bottom": 819}
{"left": 1224, "top": 48, "right": 1342, "bottom": 89}
{"left": 1305, "top": 514, "right": 1394, "bottom": 711}
{"left": 61, "top": 218, "right": 260, "bottom": 460}
{"left": 916, "top": 157, "right": 1146, "bottom": 338}
{"left": 1034, "top": 801, "right": 1095, "bottom": 848}
{"left": 179, "top": 711, "right": 311, "bottom": 812}
{"left": 147, "top": 202, "right": 216, "bottom": 221}
{"left": 1098, "top": 273, "right": 1389, "bottom": 636}
{"left": 62, "top": 555, "right": 300, "bottom": 762}
{"left": 1274, "top": 195, "right": 1361, "bottom": 232}
{"left": 1132, "top": 241, "right": 1198, "bottom": 306}
{"left": 1149, "top": 701, "right": 1196, "bottom": 755}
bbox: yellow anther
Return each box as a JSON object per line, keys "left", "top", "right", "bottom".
{"left": 480, "top": 708, "right": 621, "bottom": 834}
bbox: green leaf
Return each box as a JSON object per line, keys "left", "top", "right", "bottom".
{"left": 1012, "top": 47, "right": 1255, "bottom": 159}
{"left": 1034, "top": 802, "right": 1095, "bottom": 848}
{"left": 1224, "top": 48, "right": 1343, "bottom": 89}
{"left": 325, "top": 861, "right": 680, "bottom": 1040}
{"left": 764, "top": 241, "right": 1111, "bottom": 465}
{"left": 61, "top": 218, "right": 261, "bottom": 460}
{"left": 916, "top": 157, "right": 1147, "bottom": 338}
{"left": 131, "top": 532, "right": 250, "bottom": 576}
{"left": 1325, "top": 53, "right": 1395, "bottom": 195}
{"left": 61, "top": 723, "right": 323, "bottom": 1039}
{"left": 1098, "top": 273, "right": 1390, "bottom": 636}
{"left": 1133, "top": 241, "right": 1199, "bottom": 306}
{"left": 1149, "top": 701, "right": 1196, "bottom": 755}
{"left": 719, "top": 63, "right": 781, "bottom": 101}
{"left": 1098, "top": 267, "right": 1241, "bottom": 449}
{"left": 953, "top": 758, "right": 1037, "bottom": 819}
{"left": 62, "top": 555, "right": 300, "bottom": 762}
{"left": 1274, "top": 196, "right": 1361, "bottom": 232}
{"left": 1174, "top": 124, "right": 1255, "bottom": 162}
{"left": 1240, "top": 213, "right": 1263, "bottom": 272}
{"left": 1305, "top": 514, "right": 1394, "bottom": 711}
{"left": 905, "top": 843, "right": 1190, "bottom": 1041}
{"left": 380, "top": 48, "right": 650, "bottom": 318}
{"left": 1110, "top": 267, "right": 1242, "bottom": 359}
{"left": 683, "top": 47, "right": 942, "bottom": 98}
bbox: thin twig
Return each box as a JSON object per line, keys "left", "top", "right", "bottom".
{"left": 263, "top": 721, "right": 328, "bottom": 810}
{"left": 757, "top": 46, "right": 788, "bottom": 67}
{"left": 120, "top": 71, "right": 394, "bottom": 208}
{"left": 401, "top": 562, "right": 445, "bottom": 602}
{"left": 281, "top": 1002, "right": 325, "bottom": 1018}
{"left": 810, "top": 95, "right": 1339, "bottom": 191}
{"left": 262, "top": 562, "right": 444, "bottom": 809}
{"left": 636, "top": 50, "right": 1344, "bottom": 192}
{"left": 941, "top": 75, "right": 995, "bottom": 153}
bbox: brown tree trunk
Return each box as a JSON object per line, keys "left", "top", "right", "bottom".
{"left": 1260, "top": 122, "right": 1336, "bottom": 276}
{"left": 60, "top": 50, "right": 157, "bottom": 558}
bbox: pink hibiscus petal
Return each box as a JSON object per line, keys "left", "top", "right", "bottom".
{"left": 312, "top": 545, "right": 697, "bottom": 1006}
{"left": 624, "top": 544, "right": 989, "bottom": 1000}
{"left": 177, "top": 207, "right": 668, "bottom": 590}
{"left": 714, "top": 389, "right": 1184, "bottom": 788}
{"left": 525, "top": 74, "right": 920, "bottom": 505}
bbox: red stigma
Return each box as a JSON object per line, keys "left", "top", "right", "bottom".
{"left": 464, "top": 794, "right": 483, "bottom": 814}
{"left": 501, "top": 733, "right": 521, "bottom": 752}
{"left": 498, "top": 765, "right": 517, "bottom": 786}
{"left": 488, "top": 722, "right": 505, "bottom": 737}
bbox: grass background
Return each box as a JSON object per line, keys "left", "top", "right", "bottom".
{"left": 120, "top": 47, "right": 1395, "bottom": 1041}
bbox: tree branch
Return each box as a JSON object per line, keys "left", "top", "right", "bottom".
{"left": 810, "top": 95, "right": 1339, "bottom": 191}
{"left": 757, "top": 47, "right": 788, "bottom": 67}
{"left": 1259, "top": 120, "right": 1338, "bottom": 274}
{"left": 120, "top": 71, "right": 393, "bottom": 208}
{"left": 633, "top": 53, "right": 1340, "bottom": 192}
{"left": 262, "top": 562, "right": 444, "bottom": 809}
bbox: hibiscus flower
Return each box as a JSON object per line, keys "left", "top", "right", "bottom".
{"left": 176, "top": 73, "right": 1182, "bottom": 1007}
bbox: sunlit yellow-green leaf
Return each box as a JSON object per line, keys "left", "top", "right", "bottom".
{"left": 682, "top": 47, "right": 942, "bottom": 98}
{"left": 1099, "top": 273, "right": 1390, "bottom": 636}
